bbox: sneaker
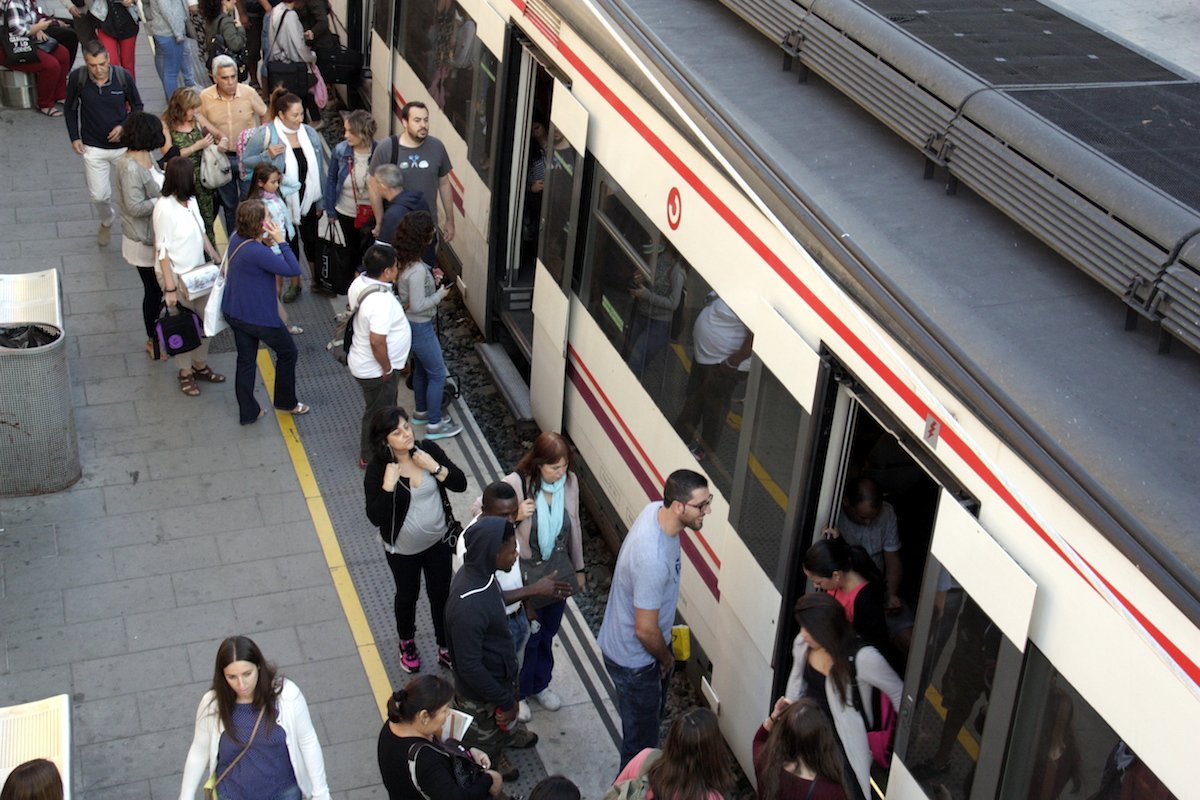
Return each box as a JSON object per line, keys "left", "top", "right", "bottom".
{"left": 531, "top": 688, "right": 562, "bottom": 711}
{"left": 411, "top": 410, "right": 429, "bottom": 426}
{"left": 516, "top": 700, "right": 531, "bottom": 723}
{"left": 281, "top": 283, "right": 301, "bottom": 304}
{"left": 507, "top": 725, "right": 538, "bottom": 749}
{"left": 97, "top": 222, "right": 111, "bottom": 247}
{"left": 437, "top": 647, "right": 453, "bottom": 670}
{"left": 424, "top": 416, "right": 463, "bottom": 440}
{"left": 398, "top": 639, "right": 421, "bottom": 673}
{"left": 496, "top": 752, "right": 519, "bottom": 782}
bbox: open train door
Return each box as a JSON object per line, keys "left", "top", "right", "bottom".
{"left": 886, "top": 491, "right": 1038, "bottom": 799}
{"left": 528, "top": 80, "right": 588, "bottom": 431}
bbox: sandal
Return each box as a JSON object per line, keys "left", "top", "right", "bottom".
{"left": 145, "top": 339, "right": 156, "bottom": 359}
{"left": 192, "top": 365, "right": 226, "bottom": 383}
{"left": 39, "top": 106, "right": 63, "bottom": 117}
{"left": 178, "top": 371, "right": 200, "bottom": 396}
{"left": 284, "top": 402, "right": 310, "bottom": 415}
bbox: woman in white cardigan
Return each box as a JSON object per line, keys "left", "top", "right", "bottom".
{"left": 785, "top": 592, "right": 903, "bottom": 800}
{"left": 178, "top": 636, "right": 330, "bottom": 800}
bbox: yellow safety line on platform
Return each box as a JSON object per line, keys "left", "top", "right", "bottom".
{"left": 257, "top": 349, "right": 392, "bottom": 719}
{"left": 923, "top": 682, "right": 982, "bottom": 761}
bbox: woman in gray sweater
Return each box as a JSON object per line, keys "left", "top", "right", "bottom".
{"left": 393, "top": 211, "right": 462, "bottom": 440}
{"left": 113, "top": 112, "right": 167, "bottom": 358}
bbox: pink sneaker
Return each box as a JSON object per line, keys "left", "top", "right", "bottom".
{"left": 437, "top": 647, "right": 453, "bottom": 670}
{"left": 399, "top": 639, "right": 421, "bottom": 673}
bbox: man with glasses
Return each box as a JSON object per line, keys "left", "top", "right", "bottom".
{"left": 598, "top": 469, "right": 712, "bottom": 769}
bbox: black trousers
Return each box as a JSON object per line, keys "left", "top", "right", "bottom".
{"left": 384, "top": 539, "right": 452, "bottom": 646}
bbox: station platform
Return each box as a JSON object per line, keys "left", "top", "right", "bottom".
{"left": 0, "top": 35, "right": 620, "bottom": 799}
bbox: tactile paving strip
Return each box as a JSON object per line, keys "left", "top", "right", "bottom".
{"left": 271, "top": 286, "right": 549, "bottom": 792}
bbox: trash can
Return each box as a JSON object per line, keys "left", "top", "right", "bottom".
{"left": 0, "top": 270, "right": 80, "bottom": 495}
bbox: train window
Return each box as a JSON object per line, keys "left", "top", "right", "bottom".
{"left": 372, "top": 0, "right": 392, "bottom": 44}
{"left": 902, "top": 565, "right": 1004, "bottom": 799}
{"left": 1000, "top": 647, "right": 1178, "bottom": 800}
{"left": 582, "top": 177, "right": 653, "bottom": 343}
{"left": 732, "top": 366, "right": 808, "bottom": 589}
{"left": 539, "top": 129, "right": 580, "bottom": 285}
{"left": 467, "top": 49, "right": 500, "bottom": 186}
{"left": 402, "top": 1, "right": 480, "bottom": 147}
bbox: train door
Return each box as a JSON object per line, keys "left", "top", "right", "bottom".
{"left": 494, "top": 45, "right": 555, "bottom": 357}
{"left": 888, "top": 494, "right": 1037, "bottom": 800}
{"left": 528, "top": 81, "right": 588, "bottom": 430}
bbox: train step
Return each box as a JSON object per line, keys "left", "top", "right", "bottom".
{"left": 474, "top": 342, "right": 535, "bottom": 426}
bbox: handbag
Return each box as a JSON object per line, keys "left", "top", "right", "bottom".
{"left": 407, "top": 739, "right": 484, "bottom": 797}
{"left": 316, "top": 216, "right": 355, "bottom": 295}
{"left": 310, "top": 62, "right": 327, "bottom": 108}
{"left": 439, "top": 482, "right": 464, "bottom": 550}
{"left": 349, "top": 155, "right": 373, "bottom": 229}
{"left": 200, "top": 144, "right": 232, "bottom": 190}
{"left": 314, "top": 44, "right": 361, "bottom": 84}
{"left": 175, "top": 203, "right": 219, "bottom": 301}
{"left": 153, "top": 304, "right": 204, "bottom": 359}
{"left": 2, "top": 23, "right": 38, "bottom": 65}
{"left": 204, "top": 240, "right": 252, "bottom": 337}
{"left": 202, "top": 705, "right": 265, "bottom": 800}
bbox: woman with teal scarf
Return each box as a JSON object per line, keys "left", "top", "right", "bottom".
{"left": 507, "top": 432, "right": 585, "bottom": 721}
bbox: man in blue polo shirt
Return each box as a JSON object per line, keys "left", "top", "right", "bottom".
{"left": 65, "top": 40, "right": 143, "bottom": 247}
{"left": 598, "top": 468, "right": 712, "bottom": 769}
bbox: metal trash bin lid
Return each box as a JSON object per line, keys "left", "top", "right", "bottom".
{"left": 0, "top": 269, "right": 62, "bottom": 329}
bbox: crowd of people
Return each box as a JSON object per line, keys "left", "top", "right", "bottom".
{"left": 1, "top": 17, "right": 906, "bottom": 799}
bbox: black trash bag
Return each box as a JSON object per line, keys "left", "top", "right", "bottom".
{"left": 0, "top": 324, "right": 60, "bottom": 349}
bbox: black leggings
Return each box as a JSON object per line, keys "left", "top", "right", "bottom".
{"left": 136, "top": 266, "right": 163, "bottom": 339}
{"left": 384, "top": 539, "right": 452, "bottom": 646}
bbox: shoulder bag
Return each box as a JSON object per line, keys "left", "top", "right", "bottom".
{"left": 438, "top": 478, "right": 464, "bottom": 550}
{"left": 520, "top": 478, "right": 577, "bottom": 609}
{"left": 202, "top": 705, "right": 266, "bottom": 800}
{"left": 200, "top": 142, "right": 233, "bottom": 190}
{"left": 204, "top": 239, "right": 252, "bottom": 337}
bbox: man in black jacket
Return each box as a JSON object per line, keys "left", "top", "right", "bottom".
{"left": 445, "top": 516, "right": 538, "bottom": 782}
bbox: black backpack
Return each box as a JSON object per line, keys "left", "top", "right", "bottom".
{"left": 327, "top": 284, "right": 391, "bottom": 364}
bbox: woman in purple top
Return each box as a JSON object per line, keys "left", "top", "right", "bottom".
{"left": 221, "top": 198, "right": 310, "bottom": 424}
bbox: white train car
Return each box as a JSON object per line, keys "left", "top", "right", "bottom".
{"left": 334, "top": 0, "right": 1200, "bottom": 796}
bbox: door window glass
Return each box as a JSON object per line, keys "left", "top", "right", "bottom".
{"left": 902, "top": 567, "right": 1004, "bottom": 798}
{"left": 1000, "top": 646, "right": 1178, "bottom": 800}
{"left": 538, "top": 126, "right": 580, "bottom": 285}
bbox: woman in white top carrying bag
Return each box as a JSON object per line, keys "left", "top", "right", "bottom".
{"left": 177, "top": 635, "right": 331, "bottom": 800}
{"left": 153, "top": 155, "right": 226, "bottom": 397}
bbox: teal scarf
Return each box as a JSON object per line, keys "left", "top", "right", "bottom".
{"left": 534, "top": 474, "right": 567, "bottom": 559}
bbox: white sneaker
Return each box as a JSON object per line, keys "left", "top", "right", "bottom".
{"left": 532, "top": 688, "right": 562, "bottom": 711}
{"left": 517, "top": 699, "right": 532, "bottom": 722}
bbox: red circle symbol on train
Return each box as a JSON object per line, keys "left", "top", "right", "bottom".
{"left": 667, "top": 187, "right": 682, "bottom": 230}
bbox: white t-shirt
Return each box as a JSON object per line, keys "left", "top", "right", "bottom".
{"left": 152, "top": 196, "right": 206, "bottom": 276}
{"left": 692, "top": 298, "right": 751, "bottom": 370}
{"left": 346, "top": 275, "right": 411, "bottom": 379}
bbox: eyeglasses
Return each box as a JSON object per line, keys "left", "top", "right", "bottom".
{"left": 685, "top": 498, "right": 713, "bottom": 512}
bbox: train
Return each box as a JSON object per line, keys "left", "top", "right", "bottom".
{"left": 322, "top": 0, "right": 1199, "bottom": 796}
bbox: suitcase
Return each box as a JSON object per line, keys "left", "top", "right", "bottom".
{"left": 315, "top": 45, "right": 362, "bottom": 84}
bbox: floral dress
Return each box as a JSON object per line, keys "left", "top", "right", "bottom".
{"left": 170, "top": 125, "right": 216, "bottom": 243}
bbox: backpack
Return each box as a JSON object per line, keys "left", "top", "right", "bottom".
{"left": 848, "top": 645, "right": 898, "bottom": 770}
{"left": 326, "top": 283, "right": 391, "bottom": 364}
{"left": 601, "top": 749, "right": 661, "bottom": 800}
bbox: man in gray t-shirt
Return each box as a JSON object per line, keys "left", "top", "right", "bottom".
{"left": 826, "top": 476, "right": 903, "bottom": 613}
{"left": 598, "top": 469, "right": 712, "bottom": 769}
{"left": 368, "top": 101, "right": 455, "bottom": 244}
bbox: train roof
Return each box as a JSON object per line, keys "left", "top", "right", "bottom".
{"left": 557, "top": 0, "right": 1200, "bottom": 616}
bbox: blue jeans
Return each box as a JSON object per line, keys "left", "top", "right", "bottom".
{"left": 508, "top": 611, "right": 531, "bottom": 672}
{"left": 271, "top": 784, "right": 302, "bottom": 800}
{"left": 152, "top": 35, "right": 196, "bottom": 99}
{"left": 604, "top": 656, "right": 671, "bottom": 770}
{"left": 409, "top": 319, "right": 447, "bottom": 425}
{"left": 213, "top": 153, "right": 245, "bottom": 238}
{"left": 226, "top": 316, "right": 299, "bottom": 424}
{"left": 626, "top": 315, "right": 672, "bottom": 380}
{"left": 520, "top": 598, "right": 565, "bottom": 698}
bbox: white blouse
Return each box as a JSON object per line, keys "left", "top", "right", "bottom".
{"left": 152, "top": 196, "right": 206, "bottom": 275}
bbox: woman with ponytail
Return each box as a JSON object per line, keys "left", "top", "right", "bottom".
{"left": 753, "top": 698, "right": 850, "bottom": 800}
{"left": 377, "top": 676, "right": 502, "bottom": 800}
{"left": 803, "top": 538, "right": 900, "bottom": 671}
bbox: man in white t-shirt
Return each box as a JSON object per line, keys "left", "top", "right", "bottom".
{"left": 347, "top": 244, "right": 411, "bottom": 467}
{"left": 674, "top": 295, "right": 753, "bottom": 460}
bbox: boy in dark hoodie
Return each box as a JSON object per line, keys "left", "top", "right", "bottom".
{"left": 446, "top": 515, "right": 539, "bottom": 781}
